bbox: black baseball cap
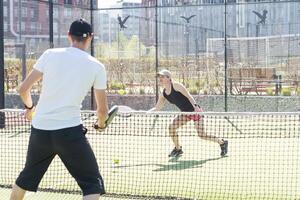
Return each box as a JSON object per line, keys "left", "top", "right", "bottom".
{"left": 69, "top": 18, "right": 93, "bottom": 38}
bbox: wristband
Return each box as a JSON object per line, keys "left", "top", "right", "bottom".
{"left": 24, "top": 104, "right": 34, "bottom": 110}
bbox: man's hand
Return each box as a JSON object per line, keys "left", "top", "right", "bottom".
{"left": 94, "top": 89, "right": 108, "bottom": 132}
{"left": 94, "top": 120, "right": 106, "bottom": 132}
{"left": 24, "top": 107, "right": 35, "bottom": 121}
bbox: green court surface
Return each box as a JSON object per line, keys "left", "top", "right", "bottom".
{"left": 0, "top": 188, "right": 133, "bottom": 200}
{"left": 1, "top": 112, "right": 300, "bottom": 199}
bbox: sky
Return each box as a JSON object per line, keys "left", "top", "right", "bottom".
{"left": 98, "top": 0, "right": 142, "bottom": 8}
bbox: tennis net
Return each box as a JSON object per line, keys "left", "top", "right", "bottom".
{"left": 0, "top": 109, "right": 300, "bottom": 200}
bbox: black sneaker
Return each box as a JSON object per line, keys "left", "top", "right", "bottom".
{"left": 168, "top": 147, "right": 183, "bottom": 157}
{"left": 220, "top": 140, "right": 228, "bottom": 156}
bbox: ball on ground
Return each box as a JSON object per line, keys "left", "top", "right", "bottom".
{"left": 113, "top": 159, "right": 120, "bottom": 164}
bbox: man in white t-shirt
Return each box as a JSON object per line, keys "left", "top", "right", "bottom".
{"left": 10, "top": 19, "right": 107, "bottom": 200}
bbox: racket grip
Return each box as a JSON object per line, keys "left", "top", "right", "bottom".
{"left": 93, "top": 121, "right": 106, "bottom": 131}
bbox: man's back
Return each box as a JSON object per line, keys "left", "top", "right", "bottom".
{"left": 32, "top": 47, "right": 106, "bottom": 130}
{"left": 11, "top": 18, "right": 106, "bottom": 200}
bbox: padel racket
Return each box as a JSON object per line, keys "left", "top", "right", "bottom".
{"left": 224, "top": 116, "right": 243, "bottom": 134}
{"left": 117, "top": 105, "right": 139, "bottom": 117}
{"left": 116, "top": 106, "right": 158, "bottom": 132}
{"left": 149, "top": 114, "right": 159, "bottom": 132}
{"left": 94, "top": 105, "right": 119, "bottom": 131}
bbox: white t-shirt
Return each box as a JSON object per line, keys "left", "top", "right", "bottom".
{"left": 32, "top": 47, "right": 106, "bottom": 130}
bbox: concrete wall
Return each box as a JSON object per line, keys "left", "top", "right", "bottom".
{"left": 5, "top": 94, "right": 300, "bottom": 112}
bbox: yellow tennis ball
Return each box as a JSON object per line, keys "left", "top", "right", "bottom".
{"left": 117, "top": 89, "right": 126, "bottom": 96}
{"left": 113, "top": 159, "right": 120, "bottom": 165}
{"left": 31, "top": 112, "right": 36, "bottom": 117}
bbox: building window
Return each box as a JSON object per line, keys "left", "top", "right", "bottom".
{"left": 38, "top": 23, "right": 42, "bottom": 33}
{"left": 22, "top": 8, "right": 27, "bottom": 18}
{"left": 54, "top": 22, "right": 58, "bottom": 34}
{"left": 14, "top": 8, "right": 18, "bottom": 18}
{"left": 30, "top": 9, "right": 35, "bottom": 18}
{"left": 31, "top": 22, "right": 36, "bottom": 32}
{"left": 4, "top": 6, "right": 8, "bottom": 17}
{"left": 21, "top": 22, "right": 25, "bottom": 32}
{"left": 238, "top": 4, "right": 245, "bottom": 28}
{"left": 4, "top": 22, "right": 8, "bottom": 32}
{"left": 64, "top": 8, "right": 71, "bottom": 17}
{"left": 54, "top": 7, "right": 59, "bottom": 18}
{"left": 64, "top": 0, "right": 72, "bottom": 4}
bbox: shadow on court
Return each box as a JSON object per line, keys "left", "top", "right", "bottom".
{"left": 113, "top": 156, "right": 225, "bottom": 171}
{"left": 153, "top": 157, "right": 225, "bottom": 171}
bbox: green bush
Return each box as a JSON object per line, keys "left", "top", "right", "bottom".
{"left": 281, "top": 87, "right": 291, "bottom": 96}
{"left": 117, "top": 89, "right": 126, "bottom": 96}
{"left": 109, "top": 81, "right": 125, "bottom": 90}
{"left": 128, "top": 89, "right": 134, "bottom": 94}
{"left": 139, "top": 88, "right": 145, "bottom": 95}
{"left": 188, "top": 87, "right": 198, "bottom": 95}
{"left": 209, "top": 80, "right": 219, "bottom": 88}
{"left": 195, "top": 80, "right": 205, "bottom": 88}
{"left": 266, "top": 87, "right": 274, "bottom": 96}
{"left": 185, "top": 81, "right": 190, "bottom": 88}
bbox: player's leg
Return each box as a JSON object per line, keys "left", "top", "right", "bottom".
{"left": 11, "top": 127, "right": 56, "bottom": 200}
{"left": 194, "top": 117, "right": 222, "bottom": 143}
{"left": 168, "top": 115, "right": 189, "bottom": 157}
{"left": 194, "top": 118, "right": 228, "bottom": 156}
{"left": 83, "top": 194, "right": 100, "bottom": 200}
{"left": 54, "top": 125, "right": 105, "bottom": 197}
{"left": 10, "top": 185, "right": 25, "bottom": 200}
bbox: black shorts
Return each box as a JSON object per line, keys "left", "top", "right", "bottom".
{"left": 16, "top": 125, "right": 105, "bottom": 196}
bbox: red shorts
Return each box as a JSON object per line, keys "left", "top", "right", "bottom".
{"left": 186, "top": 107, "right": 203, "bottom": 121}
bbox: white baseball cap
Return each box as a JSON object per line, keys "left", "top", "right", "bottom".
{"left": 157, "top": 69, "right": 171, "bottom": 78}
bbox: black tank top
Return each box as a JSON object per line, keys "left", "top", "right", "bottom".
{"left": 163, "top": 83, "right": 194, "bottom": 112}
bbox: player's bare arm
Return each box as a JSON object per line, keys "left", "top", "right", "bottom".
{"left": 94, "top": 89, "right": 108, "bottom": 128}
{"left": 18, "top": 69, "right": 43, "bottom": 120}
{"left": 149, "top": 94, "right": 166, "bottom": 112}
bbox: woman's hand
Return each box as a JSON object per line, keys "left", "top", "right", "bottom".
{"left": 194, "top": 104, "right": 203, "bottom": 112}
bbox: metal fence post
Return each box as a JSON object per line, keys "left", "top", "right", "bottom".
{"left": 90, "top": 0, "right": 95, "bottom": 110}
{"left": 0, "top": 0, "right": 5, "bottom": 127}
{"left": 49, "top": 0, "right": 54, "bottom": 48}
{"left": 155, "top": 1, "right": 159, "bottom": 102}
{"left": 224, "top": 0, "right": 228, "bottom": 112}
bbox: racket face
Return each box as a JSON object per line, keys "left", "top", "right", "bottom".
{"left": 93, "top": 106, "right": 119, "bottom": 130}
{"left": 117, "top": 105, "right": 135, "bottom": 113}
{"left": 150, "top": 115, "right": 159, "bottom": 131}
{"left": 117, "top": 105, "right": 135, "bottom": 117}
{"left": 106, "top": 106, "right": 119, "bottom": 126}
